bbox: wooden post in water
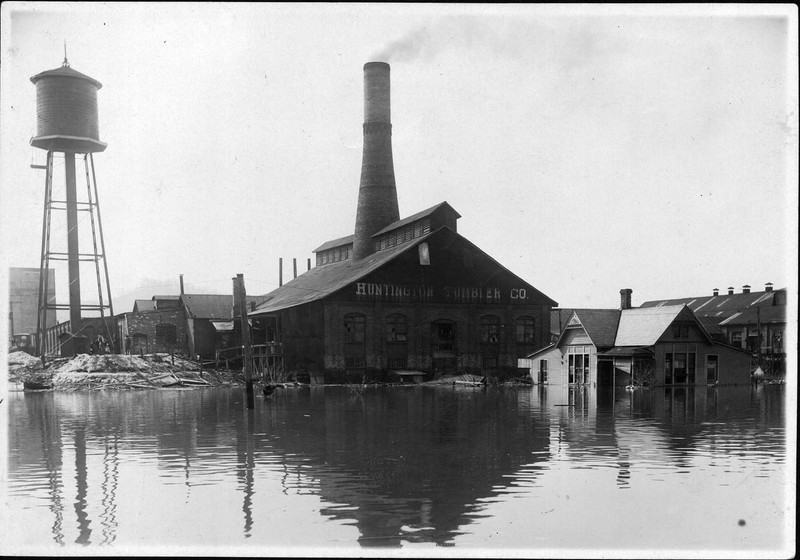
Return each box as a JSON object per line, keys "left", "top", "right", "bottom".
{"left": 234, "top": 274, "right": 255, "bottom": 409}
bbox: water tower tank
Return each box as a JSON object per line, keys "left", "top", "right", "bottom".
{"left": 30, "top": 63, "right": 107, "bottom": 153}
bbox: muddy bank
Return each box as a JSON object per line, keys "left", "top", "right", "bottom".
{"left": 7, "top": 352, "right": 246, "bottom": 391}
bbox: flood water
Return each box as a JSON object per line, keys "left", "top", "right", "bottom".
{"left": 1, "top": 384, "right": 792, "bottom": 556}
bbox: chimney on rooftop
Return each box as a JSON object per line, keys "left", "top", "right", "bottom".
{"left": 765, "top": 282, "right": 773, "bottom": 292}
{"left": 712, "top": 288, "right": 719, "bottom": 296}
{"left": 353, "top": 62, "right": 400, "bottom": 260}
{"left": 728, "top": 287, "right": 734, "bottom": 295}
{"left": 179, "top": 274, "right": 184, "bottom": 295}
{"left": 620, "top": 288, "right": 633, "bottom": 310}
{"left": 742, "top": 285, "right": 751, "bottom": 294}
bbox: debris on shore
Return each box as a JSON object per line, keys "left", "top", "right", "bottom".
{"left": 8, "top": 352, "right": 245, "bottom": 391}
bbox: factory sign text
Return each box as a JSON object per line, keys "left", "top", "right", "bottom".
{"left": 353, "top": 282, "right": 530, "bottom": 304}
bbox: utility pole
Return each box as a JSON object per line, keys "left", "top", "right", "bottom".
{"left": 234, "top": 274, "right": 255, "bottom": 409}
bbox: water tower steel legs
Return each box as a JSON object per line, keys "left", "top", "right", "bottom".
{"left": 65, "top": 152, "right": 83, "bottom": 336}
{"left": 36, "top": 151, "right": 54, "bottom": 357}
{"left": 36, "top": 151, "right": 114, "bottom": 358}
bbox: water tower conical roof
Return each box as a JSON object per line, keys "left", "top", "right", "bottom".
{"left": 30, "top": 64, "right": 102, "bottom": 89}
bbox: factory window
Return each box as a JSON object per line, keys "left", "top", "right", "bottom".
{"left": 380, "top": 238, "right": 387, "bottom": 250}
{"left": 344, "top": 313, "right": 366, "bottom": 344}
{"left": 344, "top": 313, "right": 366, "bottom": 371}
{"left": 386, "top": 314, "right": 407, "bottom": 369}
{"left": 730, "top": 331, "right": 743, "bottom": 347}
{"left": 316, "top": 254, "right": 323, "bottom": 266}
{"left": 405, "top": 227, "right": 412, "bottom": 242}
{"left": 480, "top": 315, "right": 501, "bottom": 343}
{"left": 388, "top": 235, "right": 395, "bottom": 248}
{"left": 322, "top": 252, "right": 328, "bottom": 264}
{"left": 374, "top": 241, "right": 381, "bottom": 252}
{"left": 431, "top": 320, "right": 456, "bottom": 353}
{"left": 386, "top": 314, "right": 407, "bottom": 342}
{"left": 480, "top": 315, "right": 500, "bottom": 369}
{"left": 335, "top": 248, "right": 341, "bottom": 261}
{"left": 421, "top": 219, "right": 431, "bottom": 235}
{"left": 396, "top": 231, "right": 404, "bottom": 245}
{"left": 156, "top": 323, "right": 177, "bottom": 345}
{"left": 515, "top": 316, "right": 535, "bottom": 344}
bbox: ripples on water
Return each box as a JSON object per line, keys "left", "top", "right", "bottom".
{"left": 2, "top": 384, "right": 790, "bottom": 555}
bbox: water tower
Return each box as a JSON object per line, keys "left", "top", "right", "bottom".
{"left": 30, "top": 54, "right": 113, "bottom": 357}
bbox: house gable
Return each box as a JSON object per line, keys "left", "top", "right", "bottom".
{"left": 654, "top": 306, "right": 714, "bottom": 346}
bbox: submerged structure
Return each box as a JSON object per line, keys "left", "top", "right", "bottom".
{"left": 250, "top": 62, "right": 556, "bottom": 383}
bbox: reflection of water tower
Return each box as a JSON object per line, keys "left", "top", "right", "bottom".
{"left": 30, "top": 55, "right": 113, "bottom": 356}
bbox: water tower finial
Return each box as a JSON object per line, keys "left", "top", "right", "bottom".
{"left": 62, "top": 42, "right": 70, "bottom": 67}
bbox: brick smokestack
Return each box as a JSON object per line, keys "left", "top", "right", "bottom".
{"left": 353, "top": 62, "right": 399, "bottom": 260}
{"left": 620, "top": 288, "right": 633, "bottom": 310}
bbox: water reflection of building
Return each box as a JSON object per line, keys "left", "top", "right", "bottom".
{"left": 258, "top": 387, "right": 551, "bottom": 546}
{"left": 7, "top": 385, "right": 784, "bottom": 549}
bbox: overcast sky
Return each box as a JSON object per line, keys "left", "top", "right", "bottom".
{"left": 1, "top": 3, "right": 797, "bottom": 319}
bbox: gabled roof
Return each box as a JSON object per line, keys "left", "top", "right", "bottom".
{"left": 372, "top": 201, "right": 461, "bottom": 237}
{"left": 311, "top": 202, "right": 462, "bottom": 254}
{"left": 251, "top": 226, "right": 557, "bottom": 316}
{"left": 132, "top": 299, "right": 154, "bottom": 313}
{"left": 615, "top": 305, "right": 711, "bottom": 347}
{"left": 180, "top": 294, "right": 269, "bottom": 320}
{"left": 558, "top": 309, "right": 621, "bottom": 349}
{"left": 181, "top": 294, "right": 233, "bottom": 319}
{"left": 313, "top": 234, "right": 354, "bottom": 254}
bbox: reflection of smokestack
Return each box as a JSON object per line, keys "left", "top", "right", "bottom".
{"left": 353, "top": 62, "right": 399, "bottom": 260}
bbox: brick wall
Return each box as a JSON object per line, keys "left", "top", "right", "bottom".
{"left": 121, "top": 308, "right": 189, "bottom": 356}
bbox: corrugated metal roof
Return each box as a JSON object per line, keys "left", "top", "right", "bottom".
{"left": 641, "top": 289, "right": 784, "bottom": 315}
{"left": 614, "top": 305, "right": 689, "bottom": 347}
{"left": 719, "top": 305, "right": 786, "bottom": 326}
{"left": 251, "top": 226, "right": 557, "bottom": 316}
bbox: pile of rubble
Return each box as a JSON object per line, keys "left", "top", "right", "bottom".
{"left": 8, "top": 352, "right": 243, "bottom": 391}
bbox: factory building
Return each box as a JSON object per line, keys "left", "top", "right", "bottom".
{"left": 250, "top": 62, "right": 557, "bottom": 383}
